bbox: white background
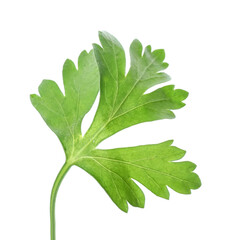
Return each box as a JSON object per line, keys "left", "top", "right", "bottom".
{"left": 1, "top": 0, "right": 232, "bottom": 239}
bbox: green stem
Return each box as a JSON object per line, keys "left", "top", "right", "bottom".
{"left": 50, "top": 162, "right": 71, "bottom": 240}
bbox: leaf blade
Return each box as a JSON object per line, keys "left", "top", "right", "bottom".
{"left": 31, "top": 32, "right": 201, "bottom": 213}
{"left": 31, "top": 50, "right": 99, "bottom": 158}
{"left": 76, "top": 140, "right": 200, "bottom": 210}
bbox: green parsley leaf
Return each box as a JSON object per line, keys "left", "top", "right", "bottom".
{"left": 31, "top": 31, "right": 201, "bottom": 239}
{"left": 77, "top": 140, "right": 200, "bottom": 212}
{"left": 30, "top": 50, "right": 99, "bottom": 159}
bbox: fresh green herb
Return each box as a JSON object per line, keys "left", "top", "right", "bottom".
{"left": 31, "top": 32, "right": 201, "bottom": 240}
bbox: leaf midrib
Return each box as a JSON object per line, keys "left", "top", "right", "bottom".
{"left": 81, "top": 156, "right": 194, "bottom": 185}
{"left": 54, "top": 97, "right": 75, "bottom": 158}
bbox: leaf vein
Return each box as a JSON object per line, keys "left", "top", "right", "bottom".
{"left": 89, "top": 157, "right": 141, "bottom": 205}
{"left": 86, "top": 156, "right": 193, "bottom": 185}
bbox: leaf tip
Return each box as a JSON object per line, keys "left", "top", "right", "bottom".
{"left": 124, "top": 208, "right": 129, "bottom": 213}
{"left": 98, "top": 30, "right": 113, "bottom": 39}
{"left": 164, "top": 194, "right": 170, "bottom": 200}
{"left": 167, "top": 139, "right": 174, "bottom": 145}
{"left": 92, "top": 42, "right": 103, "bottom": 51}
{"left": 130, "top": 39, "right": 143, "bottom": 57}
{"left": 38, "top": 79, "right": 50, "bottom": 92}
{"left": 153, "top": 48, "right": 165, "bottom": 59}
{"left": 30, "top": 93, "right": 36, "bottom": 101}
{"left": 192, "top": 173, "right": 202, "bottom": 189}
{"left": 145, "top": 45, "right": 152, "bottom": 53}
{"left": 131, "top": 38, "right": 142, "bottom": 46}
{"left": 30, "top": 93, "right": 36, "bottom": 99}
{"left": 162, "top": 62, "right": 169, "bottom": 69}
{"left": 120, "top": 204, "right": 129, "bottom": 213}
{"left": 177, "top": 89, "right": 189, "bottom": 101}
{"left": 140, "top": 201, "right": 145, "bottom": 208}
{"left": 98, "top": 31, "right": 110, "bottom": 42}
{"left": 98, "top": 30, "right": 103, "bottom": 37}
{"left": 78, "top": 50, "right": 89, "bottom": 61}
{"left": 30, "top": 94, "right": 40, "bottom": 107}
{"left": 63, "top": 58, "right": 74, "bottom": 68}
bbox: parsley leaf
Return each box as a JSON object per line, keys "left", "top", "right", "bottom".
{"left": 31, "top": 32, "right": 201, "bottom": 239}
{"left": 30, "top": 50, "right": 99, "bottom": 158}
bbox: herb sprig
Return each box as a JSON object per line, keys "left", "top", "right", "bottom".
{"left": 31, "top": 32, "right": 201, "bottom": 240}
